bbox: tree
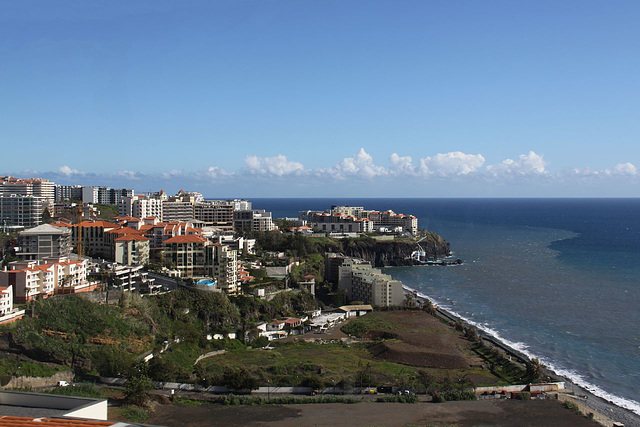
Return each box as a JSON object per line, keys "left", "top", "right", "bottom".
{"left": 222, "top": 366, "right": 259, "bottom": 391}
{"left": 526, "top": 358, "right": 542, "bottom": 381}
{"left": 464, "top": 326, "right": 480, "bottom": 342}
{"left": 423, "top": 300, "right": 436, "bottom": 315}
{"left": 404, "top": 292, "right": 417, "bottom": 309}
{"left": 125, "top": 373, "right": 153, "bottom": 406}
{"left": 416, "top": 370, "right": 435, "bottom": 393}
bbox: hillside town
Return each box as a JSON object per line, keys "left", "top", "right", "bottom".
{"left": 0, "top": 174, "right": 421, "bottom": 330}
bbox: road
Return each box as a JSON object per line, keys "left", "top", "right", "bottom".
{"left": 147, "top": 272, "right": 186, "bottom": 291}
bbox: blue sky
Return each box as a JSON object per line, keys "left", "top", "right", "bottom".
{"left": 1, "top": 1, "right": 639, "bottom": 197}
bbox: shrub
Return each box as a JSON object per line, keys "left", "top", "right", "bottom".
{"left": 124, "top": 374, "right": 153, "bottom": 406}
{"left": 432, "top": 390, "right": 477, "bottom": 402}
{"left": 376, "top": 395, "right": 418, "bottom": 403}
{"left": 563, "top": 400, "right": 580, "bottom": 413}
{"left": 515, "top": 392, "right": 531, "bottom": 400}
{"left": 120, "top": 405, "right": 148, "bottom": 423}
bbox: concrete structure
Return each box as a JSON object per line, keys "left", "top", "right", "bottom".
{"left": 53, "top": 220, "right": 119, "bottom": 258}
{"left": 118, "top": 194, "right": 163, "bottom": 219}
{"left": 338, "top": 258, "right": 404, "bottom": 307}
{"left": 81, "top": 186, "right": 134, "bottom": 205}
{"left": 301, "top": 210, "right": 373, "bottom": 234}
{"left": 209, "top": 243, "right": 238, "bottom": 295}
{"left": 114, "top": 234, "right": 150, "bottom": 266}
{"left": 234, "top": 209, "right": 276, "bottom": 232}
{"left": 17, "top": 224, "right": 71, "bottom": 260}
{"left": 299, "top": 274, "right": 316, "bottom": 296}
{"left": 163, "top": 235, "right": 208, "bottom": 277}
{"left": 162, "top": 199, "right": 195, "bottom": 222}
{"left": 0, "top": 195, "right": 44, "bottom": 228}
{"left": 301, "top": 205, "right": 418, "bottom": 236}
{"left": 55, "top": 184, "right": 83, "bottom": 202}
{"left": 367, "top": 210, "right": 418, "bottom": 235}
{"left": 0, "top": 390, "right": 109, "bottom": 422}
{"left": 0, "top": 177, "right": 55, "bottom": 205}
{"left": 194, "top": 201, "right": 234, "bottom": 230}
{"left": 109, "top": 264, "right": 157, "bottom": 293}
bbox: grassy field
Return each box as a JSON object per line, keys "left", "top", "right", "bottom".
{"left": 0, "top": 358, "right": 68, "bottom": 378}
{"left": 199, "top": 310, "right": 513, "bottom": 388}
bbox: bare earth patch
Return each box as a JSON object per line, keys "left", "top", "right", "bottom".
{"left": 146, "top": 399, "right": 600, "bottom": 427}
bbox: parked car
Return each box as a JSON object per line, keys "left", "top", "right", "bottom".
{"left": 56, "top": 381, "right": 70, "bottom": 387}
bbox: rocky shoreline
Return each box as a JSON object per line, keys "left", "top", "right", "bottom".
{"left": 404, "top": 287, "right": 640, "bottom": 427}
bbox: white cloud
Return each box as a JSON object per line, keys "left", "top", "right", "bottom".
{"left": 244, "top": 154, "right": 304, "bottom": 176}
{"left": 389, "top": 153, "right": 415, "bottom": 175}
{"left": 326, "top": 148, "right": 388, "bottom": 179}
{"left": 614, "top": 162, "right": 637, "bottom": 176}
{"left": 115, "top": 170, "right": 139, "bottom": 180}
{"left": 204, "top": 166, "right": 230, "bottom": 178}
{"left": 486, "top": 151, "right": 547, "bottom": 176}
{"left": 58, "top": 165, "right": 81, "bottom": 176}
{"left": 418, "top": 152, "right": 485, "bottom": 176}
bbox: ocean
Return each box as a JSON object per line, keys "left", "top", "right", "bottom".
{"left": 250, "top": 198, "right": 640, "bottom": 414}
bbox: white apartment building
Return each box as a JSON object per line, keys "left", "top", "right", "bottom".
{"left": 118, "top": 195, "right": 163, "bottom": 219}
{"left": 367, "top": 210, "right": 418, "bottom": 236}
{"left": 0, "top": 177, "right": 55, "bottom": 205}
{"left": 234, "top": 209, "right": 276, "bottom": 233}
{"left": 0, "top": 258, "right": 94, "bottom": 302}
{"left": 338, "top": 258, "right": 404, "bottom": 307}
{"left": 209, "top": 243, "right": 238, "bottom": 295}
{"left": 0, "top": 285, "right": 12, "bottom": 316}
{"left": 83, "top": 186, "right": 134, "bottom": 205}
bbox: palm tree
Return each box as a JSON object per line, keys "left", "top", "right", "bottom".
{"left": 527, "top": 358, "right": 542, "bottom": 381}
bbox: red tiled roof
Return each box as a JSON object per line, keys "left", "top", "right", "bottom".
{"left": 75, "top": 220, "right": 119, "bottom": 229}
{"left": 0, "top": 416, "right": 117, "bottom": 426}
{"left": 107, "top": 227, "right": 143, "bottom": 235}
{"left": 163, "top": 235, "right": 206, "bottom": 244}
{"left": 115, "top": 235, "right": 149, "bottom": 242}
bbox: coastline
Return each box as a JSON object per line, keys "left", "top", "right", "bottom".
{"left": 402, "top": 285, "right": 640, "bottom": 427}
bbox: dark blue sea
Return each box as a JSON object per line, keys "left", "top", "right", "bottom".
{"left": 250, "top": 198, "right": 640, "bottom": 413}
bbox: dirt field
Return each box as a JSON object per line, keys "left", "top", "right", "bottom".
{"left": 146, "top": 399, "right": 600, "bottom": 427}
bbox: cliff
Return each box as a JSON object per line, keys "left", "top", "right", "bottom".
{"left": 338, "top": 232, "right": 452, "bottom": 267}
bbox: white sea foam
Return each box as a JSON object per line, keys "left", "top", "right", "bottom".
{"left": 403, "top": 284, "right": 640, "bottom": 416}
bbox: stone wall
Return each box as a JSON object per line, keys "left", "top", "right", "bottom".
{"left": 0, "top": 370, "right": 74, "bottom": 389}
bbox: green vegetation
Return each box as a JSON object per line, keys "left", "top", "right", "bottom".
{"left": 198, "top": 341, "right": 415, "bottom": 388}
{"left": 0, "top": 358, "right": 67, "bottom": 378}
{"left": 563, "top": 400, "right": 580, "bottom": 413}
{"left": 216, "top": 395, "right": 358, "bottom": 406}
{"left": 376, "top": 395, "right": 419, "bottom": 403}
{"left": 0, "top": 288, "right": 319, "bottom": 383}
{"left": 119, "top": 405, "right": 149, "bottom": 423}
{"left": 471, "top": 342, "right": 528, "bottom": 384}
{"left": 431, "top": 390, "right": 478, "bottom": 402}
{"left": 341, "top": 312, "right": 399, "bottom": 337}
{"left": 44, "top": 383, "right": 105, "bottom": 399}
{"left": 95, "top": 204, "right": 119, "bottom": 221}
{"left": 174, "top": 397, "right": 206, "bottom": 406}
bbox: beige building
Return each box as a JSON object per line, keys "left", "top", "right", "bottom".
{"left": 114, "top": 234, "right": 150, "bottom": 266}
{"left": 163, "top": 235, "right": 208, "bottom": 277}
{"left": 338, "top": 258, "right": 404, "bottom": 307}
{"left": 209, "top": 243, "right": 238, "bottom": 295}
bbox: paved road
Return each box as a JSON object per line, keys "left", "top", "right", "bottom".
{"left": 148, "top": 272, "right": 186, "bottom": 291}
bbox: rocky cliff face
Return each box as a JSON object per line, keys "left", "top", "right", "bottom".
{"left": 341, "top": 233, "right": 451, "bottom": 267}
